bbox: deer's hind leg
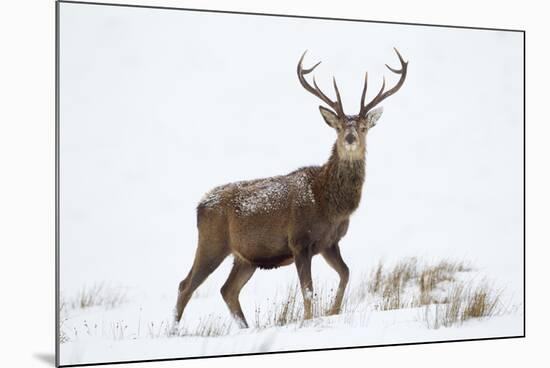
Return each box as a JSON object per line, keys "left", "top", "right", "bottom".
{"left": 175, "top": 235, "right": 230, "bottom": 323}
{"left": 221, "top": 258, "right": 256, "bottom": 328}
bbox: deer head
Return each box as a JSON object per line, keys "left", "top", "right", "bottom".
{"left": 297, "top": 48, "right": 408, "bottom": 160}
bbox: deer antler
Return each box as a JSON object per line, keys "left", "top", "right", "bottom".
{"left": 359, "top": 48, "right": 408, "bottom": 118}
{"left": 297, "top": 51, "right": 345, "bottom": 118}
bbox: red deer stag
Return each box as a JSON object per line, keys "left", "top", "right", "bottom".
{"left": 175, "top": 49, "right": 408, "bottom": 327}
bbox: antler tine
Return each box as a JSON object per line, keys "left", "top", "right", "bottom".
{"left": 297, "top": 51, "right": 345, "bottom": 118}
{"left": 302, "top": 59, "right": 322, "bottom": 74}
{"left": 312, "top": 77, "right": 337, "bottom": 110}
{"left": 373, "top": 77, "right": 386, "bottom": 105}
{"left": 332, "top": 77, "right": 344, "bottom": 115}
{"left": 392, "top": 47, "right": 407, "bottom": 67}
{"left": 360, "top": 47, "right": 408, "bottom": 117}
{"left": 359, "top": 72, "right": 368, "bottom": 115}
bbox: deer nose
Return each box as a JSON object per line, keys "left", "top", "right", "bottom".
{"left": 345, "top": 133, "right": 356, "bottom": 144}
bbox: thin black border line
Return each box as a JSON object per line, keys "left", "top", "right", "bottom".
{"left": 54, "top": 1, "right": 526, "bottom": 367}
{"left": 58, "top": 0, "right": 525, "bottom": 33}
{"left": 59, "top": 335, "right": 524, "bottom": 368}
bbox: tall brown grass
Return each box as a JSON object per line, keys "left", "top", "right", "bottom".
{"left": 59, "top": 259, "right": 503, "bottom": 342}
{"left": 425, "top": 281, "right": 503, "bottom": 329}
{"left": 349, "top": 258, "right": 474, "bottom": 311}
{"left": 253, "top": 281, "right": 342, "bottom": 329}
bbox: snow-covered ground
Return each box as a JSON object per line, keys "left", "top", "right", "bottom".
{"left": 63, "top": 313, "right": 522, "bottom": 365}
{"left": 59, "top": 261, "right": 523, "bottom": 366}
{"left": 58, "top": 3, "right": 524, "bottom": 366}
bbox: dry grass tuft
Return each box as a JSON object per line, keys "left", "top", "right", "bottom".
{"left": 275, "top": 284, "right": 299, "bottom": 324}
{"left": 380, "top": 258, "right": 418, "bottom": 309}
{"left": 357, "top": 258, "right": 419, "bottom": 310}
{"left": 65, "top": 283, "right": 128, "bottom": 310}
{"left": 368, "top": 263, "right": 384, "bottom": 294}
{"left": 253, "top": 282, "right": 343, "bottom": 329}
{"left": 59, "top": 259, "right": 502, "bottom": 342}
{"left": 425, "top": 281, "right": 503, "bottom": 329}
{"left": 168, "top": 316, "right": 234, "bottom": 338}
{"left": 255, "top": 283, "right": 302, "bottom": 328}
{"left": 462, "top": 283, "right": 502, "bottom": 319}
{"left": 59, "top": 283, "right": 129, "bottom": 343}
{"left": 417, "top": 260, "right": 472, "bottom": 306}
{"left": 251, "top": 258, "right": 478, "bottom": 320}
{"left": 350, "top": 258, "right": 475, "bottom": 311}
{"left": 193, "top": 316, "right": 234, "bottom": 337}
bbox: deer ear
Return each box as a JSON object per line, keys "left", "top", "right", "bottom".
{"left": 366, "top": 107, "right": 384, "bottom": 128}
{"left": 319, "top": 106, "right": 340, "bottom": 128}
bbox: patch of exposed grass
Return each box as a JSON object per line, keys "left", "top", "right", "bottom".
{"left": 255, "top": 283, "right": 301, "bottom": 328}
{"left": 64, "top": 283, "right": 128, "bottom": 310}
{"left": 59, "top": 283, "right": 129, "bottom": 343}
{"left": 368, "top": 263, "right": 384, "bottom": 294}
{"left": 425, "top": 281, "right": 503, "bottom": 329}
{"left": 349, "top": 258, "right": 419, "bottom": 310}
{"left": 253, "top": 281, "right": 344, "bottom": 329}
{"left": 380, "top": 258, "right": 418, "bottom": 310}
{"left": 250, "top": 258, "right": 480, "bottom": 329}
{"left": 192, "top": 315, "right": 234, "bottom": 337}
{"left": 417, "top": 260, "right": 470, "bottom": 305}
{"left": 351, "top": 258, "right": 474, "bottom": 311}
{"left": 164, "top": 315, "right": 234, "bottom": 338}
{"left": 463, "top": 283, "right": 501, "bottom": 318}
{"left": 60, "top": 258, "right": 502, "bottom": 342}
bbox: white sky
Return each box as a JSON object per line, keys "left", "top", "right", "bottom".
{"left": 59, "top": 3, "right": 523, "bottom": 300}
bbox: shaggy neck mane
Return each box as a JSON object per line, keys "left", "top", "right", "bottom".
{"left": 315, "top": 144, "right": 366, "bottom": 219}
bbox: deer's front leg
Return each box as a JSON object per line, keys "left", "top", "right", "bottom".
{"left": 321, "top": 243, "right": 349, "bottom": 315}
{"left": 294, "top": 247, "right": 314, "bottom": 320}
